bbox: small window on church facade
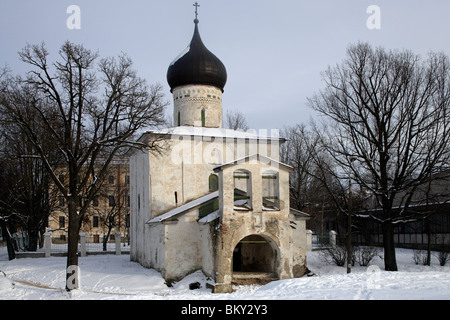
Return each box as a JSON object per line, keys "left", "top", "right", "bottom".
{"left": 262, "top": 171, "right": 279, "bottom": 210}
{"left": 209, "top": 174, "right": 219, "bottom": 192}
{"left": 177, "top": 111, "right": 181, "bottom": 126}
{"left": 233, "top": 169, "right": 252, "bottom": 210}
{"left": 201, "top": 109, "right": 206, "bottom": 127}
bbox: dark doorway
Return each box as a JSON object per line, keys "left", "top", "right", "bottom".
{"left": 232, "top": 235, "right": 277, "bottom": 274}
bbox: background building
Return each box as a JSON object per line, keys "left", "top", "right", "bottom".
{"left": 49, "top": 157, "right": 130, "bottom": 247}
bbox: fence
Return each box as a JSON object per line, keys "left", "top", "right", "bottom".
{"left": 306, "top": 230, "right": 337, "bottom": 251}
{"left": 360, "top": 232, "right": 450, "bottom": 251}
{"left": 12, "top": 232, "right": 130, "bottom": 257}
{"left": 42, "top": 232, "right": 130, "bottom": 257}
{"left": 47, "top": 233, "right": 130, "bottom": 255}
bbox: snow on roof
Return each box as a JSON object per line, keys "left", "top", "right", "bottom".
{"left": 169, "top": 45, "right": 190, "bottom": 66}
{"left": 289, "top": 207, "right": 310, "bottom": 219}
{"left": 197, "top": 210, "right": 220, "bottom": 224}
{"left": 213, "top": 154, "right": 293, "bottom": 172}
{"left": 146, "top": 191, "right": 219, "bottom": 224}
{"left": 144, "top": 126, "right": 285, "bottom": 141}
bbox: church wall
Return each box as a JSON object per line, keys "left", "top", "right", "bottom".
{"left": 148, "top": 145, "right": 213, "bottom": 218}
{"left": 129, "top": 154, "right": 137, "bottom": 261}
{"left": 199, "top": 222, "right": 215, "bottom": 278}
{"left": 154, "top": 134, "right": 280, "bottom": 203}
{"left": 145, "top": 134, "right": 280, "bottom": 219}
{"left": 290, "top": 216, "right": 308, "bottom": 276}
{"left": 149, "top": 223, "right": 165, "bottom": 271}
{"left": 129, "top": 149, "right": 152, "bottom": 267}
{"left": 163, "top": 209, "right": 203, "bottom": 283}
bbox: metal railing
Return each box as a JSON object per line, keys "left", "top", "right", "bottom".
{"left": 312, "top": 234, "right": 331, "bottom": 248}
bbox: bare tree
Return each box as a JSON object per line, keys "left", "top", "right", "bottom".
{"left": 1, "top": 41, "right": 168, "bottom": 290}
{"left": 1, "top": 66, "right": 57, "bottom": 256}
{"left": 308, "top": 42, "right": 450, "bottom": 271}
{"left": 0, "top": 104, "right": 62, "bottom": 252}
{"left": 224, "top": 109, "right": 249, "bottom": 131}
{"left": 280, "top": 124, "right": 319, "bottom": 209}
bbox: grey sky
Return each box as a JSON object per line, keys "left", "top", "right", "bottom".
{"left": 1, "top": 1, "right": 450, "bottom": 130}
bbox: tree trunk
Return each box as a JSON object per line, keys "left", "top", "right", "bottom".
{"left": 66, "top": 197, "right": 80, "bottom": 291}
{"left": 103, "top": 227, "right": 112, "bottom": 251}
{"left": 0, "top": 219, "right": 16, "bottom": 260}
{"left": 27, "top": 227, "right": 39, "bottom": 252}
{"left": 425, "top": 217, "right": 432, "bottom": 266}
{"left": 382, "top": 222, "right": 398, "bottom": 271}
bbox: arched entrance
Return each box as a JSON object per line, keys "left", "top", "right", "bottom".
{"left": 232, "top": 234, "right": 279, "bottom": 282}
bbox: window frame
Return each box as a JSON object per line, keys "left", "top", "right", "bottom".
{"left": 233, "top": 169, "right": 252, "bottom": 210}
{"left": 262, "top": 170, "right": 280, "bottom": 211}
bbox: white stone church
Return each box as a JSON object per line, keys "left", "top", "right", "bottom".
{"left": 129, "top": 14, "right": 309, "bottom": 293}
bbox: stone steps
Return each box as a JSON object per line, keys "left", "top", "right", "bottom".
{"left": 231, "top": 272, "right": 277, "bottom": 286}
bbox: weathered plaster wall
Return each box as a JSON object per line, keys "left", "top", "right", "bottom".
{"left": 163, "top": 209, "right": 203, "bottom": 282}
{"left": 149, "top": 223, "right": 165, "bottom": 271}
{"left": 290, "top": 216, "right": 307, "bottom": 276}
{"left": 213, "top": 162, "right": 306, "bottom": 293}
{"left": 129, "top": 149, "right": 152, "bottom": 267}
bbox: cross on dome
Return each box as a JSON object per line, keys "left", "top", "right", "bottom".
{"left": 193, "top": 2, "right": 200, "bottom": 22}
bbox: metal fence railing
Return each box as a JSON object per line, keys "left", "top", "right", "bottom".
{"left": 312, "top": 234, "right": 331, "bottom": 248}
{"left": 307, "top": 230, "right": 337, "bottom": 251}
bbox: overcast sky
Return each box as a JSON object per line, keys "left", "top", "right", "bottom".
{"left": 1, "top": 1, "right": 450, "bottom": 130}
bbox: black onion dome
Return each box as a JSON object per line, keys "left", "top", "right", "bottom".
{"left": 167, "top": 20, "right": 227, "bottom": 92}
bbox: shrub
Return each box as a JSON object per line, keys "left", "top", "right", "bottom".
{"left": 354, "top": 246, "right": 380, "bottom": 266}
{"left": 413, "top": 249, "right": 430, "bottom": 265}
{"left": 435, "top": 251, "right": 449, "bottom": 266}
{"left": 320, "top": 245, "right": 348, "bottom": 267}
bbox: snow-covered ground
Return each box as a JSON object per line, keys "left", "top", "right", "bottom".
{"left": 0, "top": 246, "right": 449, "bottom": 300}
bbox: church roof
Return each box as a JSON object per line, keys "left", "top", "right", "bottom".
{"left": 146, "top": 126, "right": 285, "bottom": 141}
{"left": 127, "top": 126, "right": 286, "bottom": 157}
{"left": 213, "top": 154, "right": 294, "bottom": 173}
{"left": 166, "top": 19, "right": 227, "bottom": 92}
{"left": 146, "top": 191, "right": 219, "bottom": 224}
{"left": 289, "top": 208, "right": 310, "bottom": 220}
